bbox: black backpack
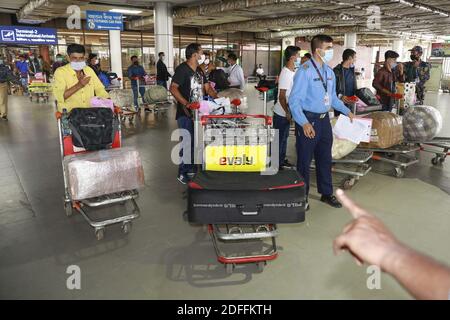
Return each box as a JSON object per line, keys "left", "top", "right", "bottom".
{"left": 356, "top": 88, "right": 380, "bottom": 106}
{"left": 209, "top": 69, "right": 229, "bottom": 91}
{"left": 68, "top": 108, "right": 115, "bottom": 151}
{"left": 256, "top": 79, "right": 277, "bottom": 89}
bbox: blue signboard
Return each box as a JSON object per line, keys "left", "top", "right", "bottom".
{"left": 0, "top": 26, "right": 58, "bottom": 45}
{"left": 86, "top": 11, "right": 123, "bottom": 31}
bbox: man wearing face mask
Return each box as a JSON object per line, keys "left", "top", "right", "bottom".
{"left": 170, "top": 43, "right": 218, "bottom": 184}
{"left": 372, "top": 50, "right": 405, "bottom": 112}
{"left": 15, "top": 55, "right": 29, "bottom": 94}
{"left": 404, "top": 46, "right": 430, "bottom": 105}
{"left": 156, "top": 52, "right": 171, "bottom": 89}
{"left": 333, "top": 49, "right": 358, "bottom": 116}
{"left": 289, "top": 34, "right": 355, "bottom": 209}
{"left": 273, "top": 45, "right": 301, "bottom": 170}
{"left": 200, "top": 52, "right": 214, "bottom": 81}
{"left": 128, "top": 56, "right": 147, "bottom": 110}
{"left": 222, "top": 53, "right": 245, "bottom": 91}
{"left": 52, "top": 54, "right": 66, "bottom": 74}
{"left": 28, "top": 53, "right": 41, "bottom": 77}
{"left": 53, "top": 44, "right": 109, "bottom": 112}
{"left": 0, "top": 56, "right": 20, "bottom": 121}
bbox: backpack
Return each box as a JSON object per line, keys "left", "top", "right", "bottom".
{"left": 256, "top": 79, "right": 277, "bottom": 89}
{"left": 98, "top": 71, "right": 111, "bottom": 87}
{"left": 69, "top": 108, "right": 115, "bottom": 151}
{"left": 209, "top": 69, "right": 229, "bottom": 91}
{"left": 356, "top": 88, "right": 380, "bottom": 106}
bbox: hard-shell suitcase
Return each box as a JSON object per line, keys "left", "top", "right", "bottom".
{"left": 187, "top": 169, "right": 306, "bottom": 224}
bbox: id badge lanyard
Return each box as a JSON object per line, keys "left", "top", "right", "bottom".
{"left": 310, "top": 59, "right": 330, "bottom": 107}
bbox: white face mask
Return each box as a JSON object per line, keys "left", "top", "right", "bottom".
{"left": 70, "top": 61, "right": 86, "bottom": 71}
{"left": 197, "top": 54, "right": 206, "bottom": 65}
{"left": 204, "top": 58, "right": 210, "bottom": 65}
{"left": 161, "top": 56, "right": 165, "bottom": 61}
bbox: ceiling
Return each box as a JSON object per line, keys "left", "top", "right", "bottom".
{"left": 2, "top": 0, "right": 449, "bottom": 45}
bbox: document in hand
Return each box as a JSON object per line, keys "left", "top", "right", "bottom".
{"left": 333, "top": 115, "right": 372, "bottom": 144}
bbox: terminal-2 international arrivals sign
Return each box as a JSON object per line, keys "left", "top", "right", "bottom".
{"left": 0, "top": 26, "right": 58, "bottom": 45}
{"left": 86, "top": 10, "right": 123, "bottom": 31}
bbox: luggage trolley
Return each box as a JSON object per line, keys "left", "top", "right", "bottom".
{"left": 187, "top": 90, "right": 296, "bottom": 274}
{"left": 109, "top": 88, "right": 139, "bottom": 124}
{"left": 311, "top": 149, "right": 373, "bottom": 190}
{"left": 56, "top": 108, "right": 140, "bottom": 240}
{"left": 28, "top": 73, "right": 51, "bottom": 103}
{"left": 420, "top": 137, "right": 450, "bottom": 165}
{"left": 141, "top": 82, "right": 171, "bottom": 113}
{"left": 356, "top": 98, "right": 419, "bottom": 178}
{"left": 358, "top": 143, "right": 420, "bottom": 178}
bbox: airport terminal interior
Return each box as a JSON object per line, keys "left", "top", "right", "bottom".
{"left": 0, "top": 0, "right": 450, "bottom": 300}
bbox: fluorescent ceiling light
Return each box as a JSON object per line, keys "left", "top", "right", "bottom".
{"left": 109, "top": 8, "right": 142, "bottom": 14}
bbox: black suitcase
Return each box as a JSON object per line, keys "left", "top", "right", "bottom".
{"left": 187, "top": 170, "right": 306, "bottom": 224}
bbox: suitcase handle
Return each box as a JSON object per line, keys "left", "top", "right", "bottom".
{"left": 241, "top": 211, "right": 258, "bottom": 216}
{"left": 238, "top": 204, "right": 262, "bottom": 216}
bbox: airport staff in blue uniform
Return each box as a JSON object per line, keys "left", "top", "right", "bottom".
{"left": 289, "top": 34, "right": 355, "bottom": 209}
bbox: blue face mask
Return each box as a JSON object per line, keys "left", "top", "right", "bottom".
{"left": 320, "top": 49, "right": 334, "bottom": 64}
{"left": 390, "top": 62, "right": 398, "bottom": 69}
{"left": 294, "top": 57, "right": 301, "bottom": 69}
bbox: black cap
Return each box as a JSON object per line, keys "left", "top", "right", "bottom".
{"left": 408, "top": 46, "right": 423, "bottom": 53}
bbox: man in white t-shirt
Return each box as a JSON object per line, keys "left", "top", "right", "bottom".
{"left": 273, "top": 45, "right": 301, "bottom": 169}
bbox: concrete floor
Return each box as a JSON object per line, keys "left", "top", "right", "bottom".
{"left": 0, "top": 87, "right": 449, "bottom": 299}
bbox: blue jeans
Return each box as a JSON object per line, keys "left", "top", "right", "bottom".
{"left": 177, "top": 116, "right": 194, "bottom": 176}
{"left": 273, "top": 113, "right": 290, "bottom": 166}
{"left": 132, "top": 85, "right": 146, "bottom": 108}
{"left": 157, "top": 80, "right": 167, "bottom": 89}
{"left": 20, "top": 78, "right": 28, "bottom": 93}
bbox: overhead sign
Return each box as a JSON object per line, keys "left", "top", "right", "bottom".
{"left": 0, "top": 26, "right": 57, "bottom": 45}
{"left": 86, "top": 11, "right": 123, "bottom": 31}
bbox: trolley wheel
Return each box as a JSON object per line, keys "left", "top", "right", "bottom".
{"left": 256, "top": 261, "right": 266, "bottom": 273}
{"left": 394, "top": 167, "right": 405, "bottom": 178}
{"left": 122, "top": 221, "right": 132, "bottom": 234}
{"left": 64, "top": 201, "right": 73, "bottom": 217}
{"left": 95, "top": 228, "right": 105, "bottom": 241}
{"left": 431, "top": 156, "right": 439, "bottom": 165}
{"left": 342, "top": 178, "right": 355, "bottom": 190}
{"left": 225, "top": 263, "right": 235, "bottom": 275}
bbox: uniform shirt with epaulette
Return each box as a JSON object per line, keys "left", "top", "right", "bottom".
{"left": 288, "top": 57, "right": 350, "bottom": 126}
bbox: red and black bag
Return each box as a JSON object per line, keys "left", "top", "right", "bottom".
{"left": 187, "top": 170, "right": 306, "bottom": 224}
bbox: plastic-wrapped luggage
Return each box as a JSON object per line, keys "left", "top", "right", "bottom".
{"left": 63, "top": 147, "right": 145, "bottom": 200}
{"left": 187, "top": 170, "right": 306, "bottom": 224}
{"left": 144, "top": 85, "right": 167, "bottom": 103}
{"left": 217, "top": 88, "right": 248, "bottom": 109}
{"left": 331, "top": 118, "right": 357, "bottom": 159}
{"left": 403, "top": 105, "right": 442, "bottom": 142}
{"left": 109, "top": 89, "right": 134, "bottom": 108}
{"left": 359, "top": 112, "right": 403, "bottom": 149}
{"left": 356, "top": 87, "right": 380, "bottom": 106}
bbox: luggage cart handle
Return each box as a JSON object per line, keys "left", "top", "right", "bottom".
{"left": 200, "top": 114, "right": 272, "bottom": 126}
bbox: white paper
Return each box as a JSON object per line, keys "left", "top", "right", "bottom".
{"left": 333, "top": 115, "right": 372, "bottom": 144}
